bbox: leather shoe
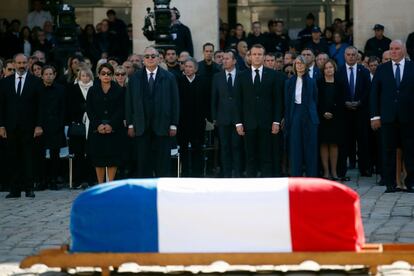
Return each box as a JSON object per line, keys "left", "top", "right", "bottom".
{"left": 403, "top": 187, "right": 414, "bottom": 193}
{"left": 5, "top": 192, "right": 21, "bottom": 198}
{"left": 384, "top": 187, "right": 396, "bottom": 193}
{"left": 25, "top": 191, "right": 35, "bottom": 198}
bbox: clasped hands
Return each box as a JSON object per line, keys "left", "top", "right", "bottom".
{"left": 97, "top": 124, "right": 113, "bottom": 134}
{"left": 345, "top": 101, "right": 360, "bottom": 110}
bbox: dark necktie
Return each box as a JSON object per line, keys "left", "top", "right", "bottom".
{"left": 148, "top": 72, "right": 155, "bottom": 94}
{"left": 349, "top": 66, "right": 355, "bottom": 99}
{"left": 17, "top": 76, "right": 22, "bottom": 95}
{"left": 227, "top": 73, "right": 233, "bottom": 96}
{"left": 254, "top": 69, "right": 260, "bottom": 86}
{"left": 395, "top": 63, "right": 401, "bottom": 89}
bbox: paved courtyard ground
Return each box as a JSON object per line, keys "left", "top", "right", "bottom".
{"left": 0, "top": 170, "right": 413, "bottom": 275}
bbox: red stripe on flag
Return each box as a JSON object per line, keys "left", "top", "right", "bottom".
{"left": 288, "top": 178, "right": 365, "bottom": 251}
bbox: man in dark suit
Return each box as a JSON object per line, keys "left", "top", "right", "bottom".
{"left": 125, "top": 47, "right": 179, "bottom": 178}
{"left": 198, "top": 43, "right": 221, "bottom": 121}
{"left": 0, "top": 53, "right": 43, "bottom": 198}
{"left": 234, "top": 44, "right": 283, "bottom": 177}
{"left": 301, "top": 48, "right": 322, "bottom": 80}
{"left": 371, "top": 40, "right": 414, "bottom": 193}
{"left": 211, "top": 50, "right": 242, "bottom": 177}
{"left": 337, "top": 46, "right": 372, "bottom": 179}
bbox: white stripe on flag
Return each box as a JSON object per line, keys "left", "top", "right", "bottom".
{"left": 157, "top": 178, "right": 292, "bottom": 253}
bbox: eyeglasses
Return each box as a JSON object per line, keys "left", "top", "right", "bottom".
{"left": 144, "top": 54, "right": 158, "bottom": 59}
{"left": 100, "top": 71, "right": 113, "bottom": 76}
{"left": 115, "top": 72, "right": 126, "bottom": 76}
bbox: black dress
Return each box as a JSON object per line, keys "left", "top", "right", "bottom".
{"left": 317, "top": 80, "right": 345, "bottom": 144}
{"left": 86, "top": 81, "right": 124, "bottom": 167}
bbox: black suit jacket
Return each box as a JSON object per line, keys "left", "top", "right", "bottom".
{"left": 125, "top": 67, "right": 179, "bottom": 136}
{"left": 337, "top": 64, "right": 371, "bottom": 109}
{"left": 234, "top": 67, "right": 284, "bottom": 130}
{"left": 211, "top": 70, "right": 240, "bottom": 126}
{"left": 370, "top": 60, "right": 414, "bottom": 124}
{"left": 0, "top": 73, "right": 42, "bottom": 131}
{"left": 66, "top": 83, "right": 88, "bottom": 124}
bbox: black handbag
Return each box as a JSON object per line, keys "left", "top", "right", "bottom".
{"left": 68, "top": 122, "right": 86, "bottom": 137}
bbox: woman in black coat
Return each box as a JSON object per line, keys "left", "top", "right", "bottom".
{"left": 86, "top": 63, "right": 124, "bottom": 183}
{"left": 40, "top": 65, "right": 66, "bottom": 189}
{"left": 178, "top": 58, "right": 208, "bottom": 177}
{"left": 317, "top": 59, "right": 345, "bottom": 180}
{"left": 67, "top": 66, "right": 94, "bottom": 187}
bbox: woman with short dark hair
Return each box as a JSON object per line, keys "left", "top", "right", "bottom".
{"left": 86, "top": 63, "right": 124, "bottom": 183}
{"left": 39, "top": 65, "right": 66, "bottom": 189}
{"left": 317, "top": 59, "right": 345, "bottom": 180}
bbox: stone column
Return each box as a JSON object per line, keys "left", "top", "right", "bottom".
{"left": 353, "top": 0, "right": 414, "bottom": 52}
{"left": 131, "top": 0, "right": 219, "bottom": 60}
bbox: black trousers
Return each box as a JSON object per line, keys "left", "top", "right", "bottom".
{"left": 0, "top": 139, "right": 8, "bottom": 191}
{"left": 340, "top": 110, "right": 371, "bottom": 175}
{"left": 244, "top": 127, "right": 272, "bottom": 177}
{"left": 68, "top": 136, "right": 94, "bottom": 184}
{"left": 178, "top": 132, "right": 204, "bottom": 177}
{"left": 136, "top": 130, "right": 171, "bottom": 178}
{"left": 272, "top": 132, "right": 283, "bottom": 177}
{"left": 218, "top": 125, "right": 241, "bottom": 177}
{"left": 5, "top": 128, "right": 34, "bottom": 193}
{"left": 382, "top": 121, "right": 414, "bottom": 189}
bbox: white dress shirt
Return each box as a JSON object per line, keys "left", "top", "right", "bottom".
{"left": 225, "top": 68, "right": 236, "bottom": 86}
{"left": 294, "top": 76, "right": 303, "bottom": 104}
{"left": 146, "top": 67, "right": 158, "bottom": 80}
{"left": 392, "top": 58, "right": 405, "bottom": 81}
{"left": 345, "top": 63, "right": 357, "bottom": 89}
{"left": 308, "top": 65, "right": 314, "bottom": 78}
{"left": 186, "top": 74, "right": 196, "bottom": 83}
{"left": 251, "top": 65, "right": 263, "bottom": 82}
{"left": 15, "top": 71, "right": 28, "bottom": 94}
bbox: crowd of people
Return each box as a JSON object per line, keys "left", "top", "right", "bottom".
{"left": 1, "top": 1, "right": 414, "bottom": 198}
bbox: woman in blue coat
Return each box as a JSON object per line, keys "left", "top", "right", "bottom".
{"left": 284, "top": 55, "right": 320, "bottom": 177}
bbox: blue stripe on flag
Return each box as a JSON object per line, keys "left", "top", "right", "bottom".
{"left": 70, "top": 179, "right": 159, "bottom": 252}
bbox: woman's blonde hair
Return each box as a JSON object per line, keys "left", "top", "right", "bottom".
{"left": 77, "top": 65, "right": 94, "bottom": 82}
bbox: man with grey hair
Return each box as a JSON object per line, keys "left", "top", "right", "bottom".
{"left": 125, "top": 47, "right": 179, "bottom": 178}
{"left": 177, "top": 56, "right": 207, "bottom": 176}
{"left": 371, "top": 40, "right": 414, "bottom": 193}
{"left": 337, "top": 45, "right": 372, "bottom": 180}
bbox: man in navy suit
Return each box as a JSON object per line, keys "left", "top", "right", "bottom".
{"left": 0, "top": 53, "right": 43, "bottom": 198}
{"left": 371, "top": 40, "right": 414, "bottom": 193}
{"left": 234, "top": 44, "right": 283, "bottom": 177}
{"left": 211, "top": 50, "right": 242, "bottom": 177}
{"left": 337, "top": 46, "right": 372, "bottom": 179}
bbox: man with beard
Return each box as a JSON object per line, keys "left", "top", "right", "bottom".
{"left": 0, "top": 53, "right": 43, "bottom": 198}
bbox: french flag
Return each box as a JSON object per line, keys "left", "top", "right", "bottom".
{"left": 70, "top": 178, "right": 365, "bottom": 253}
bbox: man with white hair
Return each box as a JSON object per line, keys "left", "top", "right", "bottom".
{"left": 125, "top": 47, "right": 179, "bottom": 178}
{"left": 371, "top": 40, "right": 414, "bottom": 193}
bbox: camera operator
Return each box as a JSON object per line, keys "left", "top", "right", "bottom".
{"left": 170, "top": 7, "right": 193, "bottom": 56}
